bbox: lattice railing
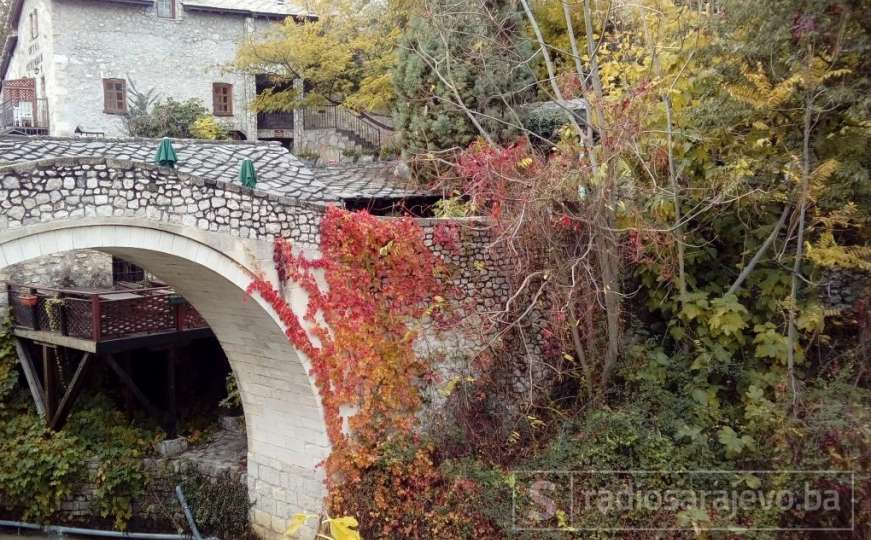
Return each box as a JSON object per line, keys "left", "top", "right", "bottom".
{"left": 6, "top": 283, "right": 209, "bottom": 342}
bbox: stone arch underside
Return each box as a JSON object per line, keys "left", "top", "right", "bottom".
{"left": 0, "top": 220, "right": 329, "bottom": 539}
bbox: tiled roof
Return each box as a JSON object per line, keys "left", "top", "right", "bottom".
{"left": 0, "top": 136, "right": 339, "bottom": 202}
{"left": 312, "top": 161, "right": 435, "bottom": 200}
{"left": 181, "top": 0, "right": 313, "bottom": 18}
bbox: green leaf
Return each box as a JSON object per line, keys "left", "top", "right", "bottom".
{"left": 708, "top": 294, "right": 749, "bottom": 338}
{"left": 717, "top": 426, "right": 753, "bottom": 458}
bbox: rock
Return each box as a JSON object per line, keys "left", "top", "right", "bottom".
{"left": 220, "top": 415, "right": 246, "bottom": 434}
{"left": 155, "top": 437, "right": 189, "bottom": 458}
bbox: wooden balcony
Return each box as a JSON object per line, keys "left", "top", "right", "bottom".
{"left": 7, "top": 283, "right": 212, "bottom": 354}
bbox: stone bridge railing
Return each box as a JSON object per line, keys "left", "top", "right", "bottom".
{"left": 0, "top": 156, "right": 325, "bottom": 247}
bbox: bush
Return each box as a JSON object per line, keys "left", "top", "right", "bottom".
{"left": 189, "top": 115, "right": 228, "bottom": 140}
{"left": 174, "top": 466, "right": 255, "bottom": 539}
{"left": 330, "top": 437, "right": 505, "bottom": 539}
{"left": 0, "top": 319, "right": 17, "bottom": 405}
{"left": 0, "top": 390, "right": 158, "bottom": 528}
{"left": 0, "top": 415, "right": 83, "bottom": 521}
{"left": 126, "top": 97, "right": 213, "bottom": 139}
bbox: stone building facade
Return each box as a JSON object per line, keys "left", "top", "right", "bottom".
{"left": 1, "top": 0, "right": 310, "bottom": 140}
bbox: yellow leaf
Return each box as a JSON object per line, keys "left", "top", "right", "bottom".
{"left": 285, "top": 513, "right": 312, "bottom": 537}
{"left": 329, "top": 516, "right": 362, "bottom": 540}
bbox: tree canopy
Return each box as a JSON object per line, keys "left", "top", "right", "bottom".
{"left": 235, "top": 0, "right": 412, "bottom": 116}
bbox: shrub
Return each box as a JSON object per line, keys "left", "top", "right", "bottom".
{"left": 126, "top": 96, "right": 212, "bottom": 139}
{"left": 189, "top": 115, "right": 228, "bottom": 140}
{"left": 174, "top": 466, "right": 255, "bottom": 539}
{"left": 0, "top": 415, "right": 83, "bottom": 521}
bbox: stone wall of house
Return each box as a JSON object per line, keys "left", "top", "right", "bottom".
{"left": 35, "top": 0, "right": 272, "bottom": 138}
{"left": 0, "top": 156, "right": 324, "bottom": 247}
{"left": 4, "top": 0, "right": 55, "bottom": 111}
{"left": 0, "top": 249, "right": 112, "bottom": 290}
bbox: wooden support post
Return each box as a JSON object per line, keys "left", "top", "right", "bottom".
{"left": 13, "top": 338, "right": 46, "bottom": 418}
{"left": 166, "top": 347, "right": 178, "bottom": 439}
{"left": 121, "top": 352, "right": 135, "bottom": 416}
{"left": 91, "top": 294, "right": 102, "bottom": 342}
{"left": 42, "top": 344, "right": 57, "bottom": 424}
{"left": 50, "top": 352, "right": 92, "bottom": 430}
{"left": 58, "top": 292, "right": 68, "bottom": 336}
{"left": 30, "top": 287, "right": 40, "bottom": 331}
{"left": 103, "top": 353, "right": 164, "bottom": 426}
{"left": 174, "top": 302, "right": 183, "bottom": 332}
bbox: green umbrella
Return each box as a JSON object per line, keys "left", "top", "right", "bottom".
{"left": 154, "top": 137, "right": 178, "bottom": 168}
{"left": 240, "top": 159, "right": 257, "bottom": 188}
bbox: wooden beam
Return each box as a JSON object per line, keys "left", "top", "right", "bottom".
{"left": 97, "top": 328, "right": 214, "bottom": 354}
{"left": 12, "top": 328, "right": 96, "bottom": 353}
{"left": 102, "top": 353, "right": 164, "bottom": 424}
{"left": 13, "top": 338, "right": 46, "bottom": 418}
{"left": 42, "top": 344, "right": 57, "bottom": 423}
{"left": 166, "top": 347, "right": 178, "bottom": 439}
{"left": 121, "top": 352, "right": 135, "bottom": 416}
{"left": 49, "top": 352, "right": 92, "bottom": 431}
{"left": 11, "top": 327, "right": 213, "bottom": 355}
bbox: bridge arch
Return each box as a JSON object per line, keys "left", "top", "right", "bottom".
{"left": 0, "top": 218, "right": 328, "bottom": 539}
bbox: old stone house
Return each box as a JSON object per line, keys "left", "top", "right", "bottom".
{"left": 0, "top": 0, "right": 386, "bottom": 159}
{"left": 0, "top": 0, "right": 318, "bottom": 143}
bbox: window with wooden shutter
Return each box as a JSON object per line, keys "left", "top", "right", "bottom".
{"left": 103, "top": 78, "right": 127, "bottom": 114}
{"left": 212, "top": 83, "right": 233, "bottom": 116}
{"left": 156, "top": 0, "right": 174, "bottom": 18}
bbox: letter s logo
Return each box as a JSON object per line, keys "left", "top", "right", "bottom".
{"left": 528, "top": 480, "right": 557, "bottom": 523}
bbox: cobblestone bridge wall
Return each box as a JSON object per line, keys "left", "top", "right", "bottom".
{"left": 0, "top": 157, "right": 325, "bottom": 247}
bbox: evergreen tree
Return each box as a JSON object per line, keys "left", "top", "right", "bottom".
{"left": 393, "top": 0, "right": 537, "bottom": 152}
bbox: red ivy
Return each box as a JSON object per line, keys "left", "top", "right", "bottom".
{"left": 246, "top": 207, "right": 454, "bottom": 518}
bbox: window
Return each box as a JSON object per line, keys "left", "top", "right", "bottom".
{"left": 112, "top": 257, "right": 145, "bottom": 284}
{"left": 29, "top": 10, "right": 38, "bottom": 38}
{"left": 102, "top": 78, "right": 127, "bottom": 114}
{"left": 212, "top": 83, "right": 233, "bottom": 116}
{"left": 156, "top": 0, "right": 175, "bottom": 18}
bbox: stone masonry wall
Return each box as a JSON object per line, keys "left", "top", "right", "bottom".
{"left": 295, "top": 128, "right": 365, "bottom": 165}
{"left": 414, "top": 218, "right": 512, "bottom": 409}
{"left": 0, "top": 250, "right": 112, "bottom": 289}
{"left": 42, "top": 0, "right": 267, "bottom": 138}
{"left": 417, "top": 217, "right": 510, "bottom": 314}
{"left": 0, "top": 157, "right": 326, "bottom": 247}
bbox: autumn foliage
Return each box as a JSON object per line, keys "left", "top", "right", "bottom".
{"left": 247, "top": 206, "right": 499, "bottom": 537}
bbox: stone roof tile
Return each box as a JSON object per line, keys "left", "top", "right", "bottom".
{"left": 181, "top": 0, "right": 312, "bottom": 17}
{"left": 312, "top": 161, "right": 434, "bottom": 201}
{"left": 0, "top": 135, "right": 338, "bottom": 203}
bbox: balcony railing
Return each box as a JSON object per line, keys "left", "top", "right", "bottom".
{"left": 257, "top": 111, "right": 295, "bottom": 130}
{"left": 302, "top": 105, "right": 382, "bottom": 152}
{"left": 7, "top": 283, "right": 208, "bottom": 343}
{"left": 0, "top": 98, "right": 49, "bottom": 134}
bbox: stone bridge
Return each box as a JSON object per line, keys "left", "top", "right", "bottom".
{"left": 0, "top": 136, "right": 506, "bottom": 538}
{"left": 0, "top": 151, "right": 331, "bottom": 538}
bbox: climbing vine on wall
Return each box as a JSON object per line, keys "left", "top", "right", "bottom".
{"left": 249, "top": 206, "right": 445, "bottom": 444}
{"left": 247, "top": 207, "right": 501, "bottom": 536}
{"left": 0, "top": 318, "right": 17, "bottom": 405}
